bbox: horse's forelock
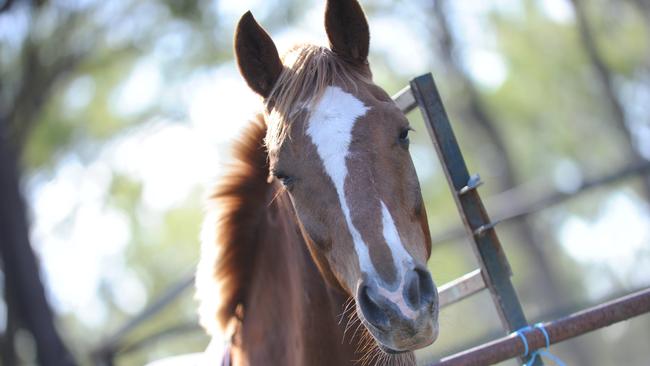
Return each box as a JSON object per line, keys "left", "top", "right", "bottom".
{"left": 263, "top": 43, "right": 370, "bottom": 156}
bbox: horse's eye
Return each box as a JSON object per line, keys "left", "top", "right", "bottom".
{"left": 273, "top": 171, "right": 294, "bottom": 188}
{"left": 398, "top": 127, "right": 412, "bottom": 146}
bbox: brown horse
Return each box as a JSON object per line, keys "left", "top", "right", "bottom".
{"left": 196, "top": 1, "right": 439, "bottom": 365}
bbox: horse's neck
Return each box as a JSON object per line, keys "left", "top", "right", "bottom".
{"left": 232, "top": 191, "right": 358, "bottom": 366}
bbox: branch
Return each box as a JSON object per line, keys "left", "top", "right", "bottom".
{"left": 568, "top": 0, "right": 650, "bottom": 199}
{"left": 117, "top": 322, "right": 202, "bottom": 357}
{"left": 93, "top": 273, "right": 195, "bottom": 360}
{"left": 431, "top": 159, "right": 650, "bottom": 245}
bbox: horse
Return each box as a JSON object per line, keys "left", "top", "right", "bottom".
{"left": 195, "top": 1, "right": 439, "bottom": 365}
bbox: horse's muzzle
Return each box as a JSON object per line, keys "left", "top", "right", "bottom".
{"left": 356, "top": 266, "right": 439, "bottom": 352}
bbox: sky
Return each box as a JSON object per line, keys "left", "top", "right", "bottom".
{"left": 17, "top": 0, "right": 650, "bottom": 332}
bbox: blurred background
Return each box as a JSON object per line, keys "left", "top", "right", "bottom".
{"left": 1, "top": 0, "right": 649, "bottom": 365}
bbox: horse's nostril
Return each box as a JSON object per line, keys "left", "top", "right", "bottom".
{"left": 404, "top": 267, "right": 436, "bottom": 310}
{"left": 404, "top": 269, "right": 421, "bottom": 309}
{"left": 415, "top": 267, "right": 436, "bottom": 307}
{"left": 357, "top": 284, "right": 389, "bottom": 330}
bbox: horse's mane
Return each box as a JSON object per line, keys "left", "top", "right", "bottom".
{"left": 196, "top": 43, "right": 369, "bottom": 336}
{"left": 195, "top": 115, "right": 269, "bottom": 335}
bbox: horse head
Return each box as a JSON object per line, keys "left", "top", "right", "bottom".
{"left": 234, "top": 0, "right": 439, "bottom": 354}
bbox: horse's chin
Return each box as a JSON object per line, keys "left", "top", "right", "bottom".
{"left": 359, "top": 311, "right": 439, "bottom": 355}
{"left": 377, "top": 343, "right": 410, "bottom": 355}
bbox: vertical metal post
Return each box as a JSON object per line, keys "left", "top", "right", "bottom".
{"left": 409, "top": 73, "right": 541, "bottom": 365}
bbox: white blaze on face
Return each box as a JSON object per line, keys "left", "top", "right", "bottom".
{"left": 306, "top": 86, "right": 373, "bottom": 274}
{"left": 377, "top": 201, "right": 417, "bottom": 317}
{"left": 380, "top": 200, "right": 413, "bottom": 278}
{"left": 306, "top": 86, "right": 414, "bottom": 284}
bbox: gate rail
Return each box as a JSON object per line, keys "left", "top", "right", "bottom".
{"left": 433, "top": 287, "right": 650, "bottom": 366}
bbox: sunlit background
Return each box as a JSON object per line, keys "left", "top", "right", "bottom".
{"left": 1, "top": 0, "right": 649, "bottom": 365}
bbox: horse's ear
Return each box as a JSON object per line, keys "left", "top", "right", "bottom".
{"left": 234, "top": 11, "right": 283, "bottom": 98}
{"left": 325, "top": 0, "right": 369, "bottom": 64}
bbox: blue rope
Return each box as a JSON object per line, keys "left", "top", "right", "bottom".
{"left": 514, "top": 323, "right": 566, "bottom": 366}
{"left": 516, "top": 329, "right": 530, "bottom": 357}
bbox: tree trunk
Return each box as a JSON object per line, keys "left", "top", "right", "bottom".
{"left": 0, "top": 118, "right": 77, "bottom": 366}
